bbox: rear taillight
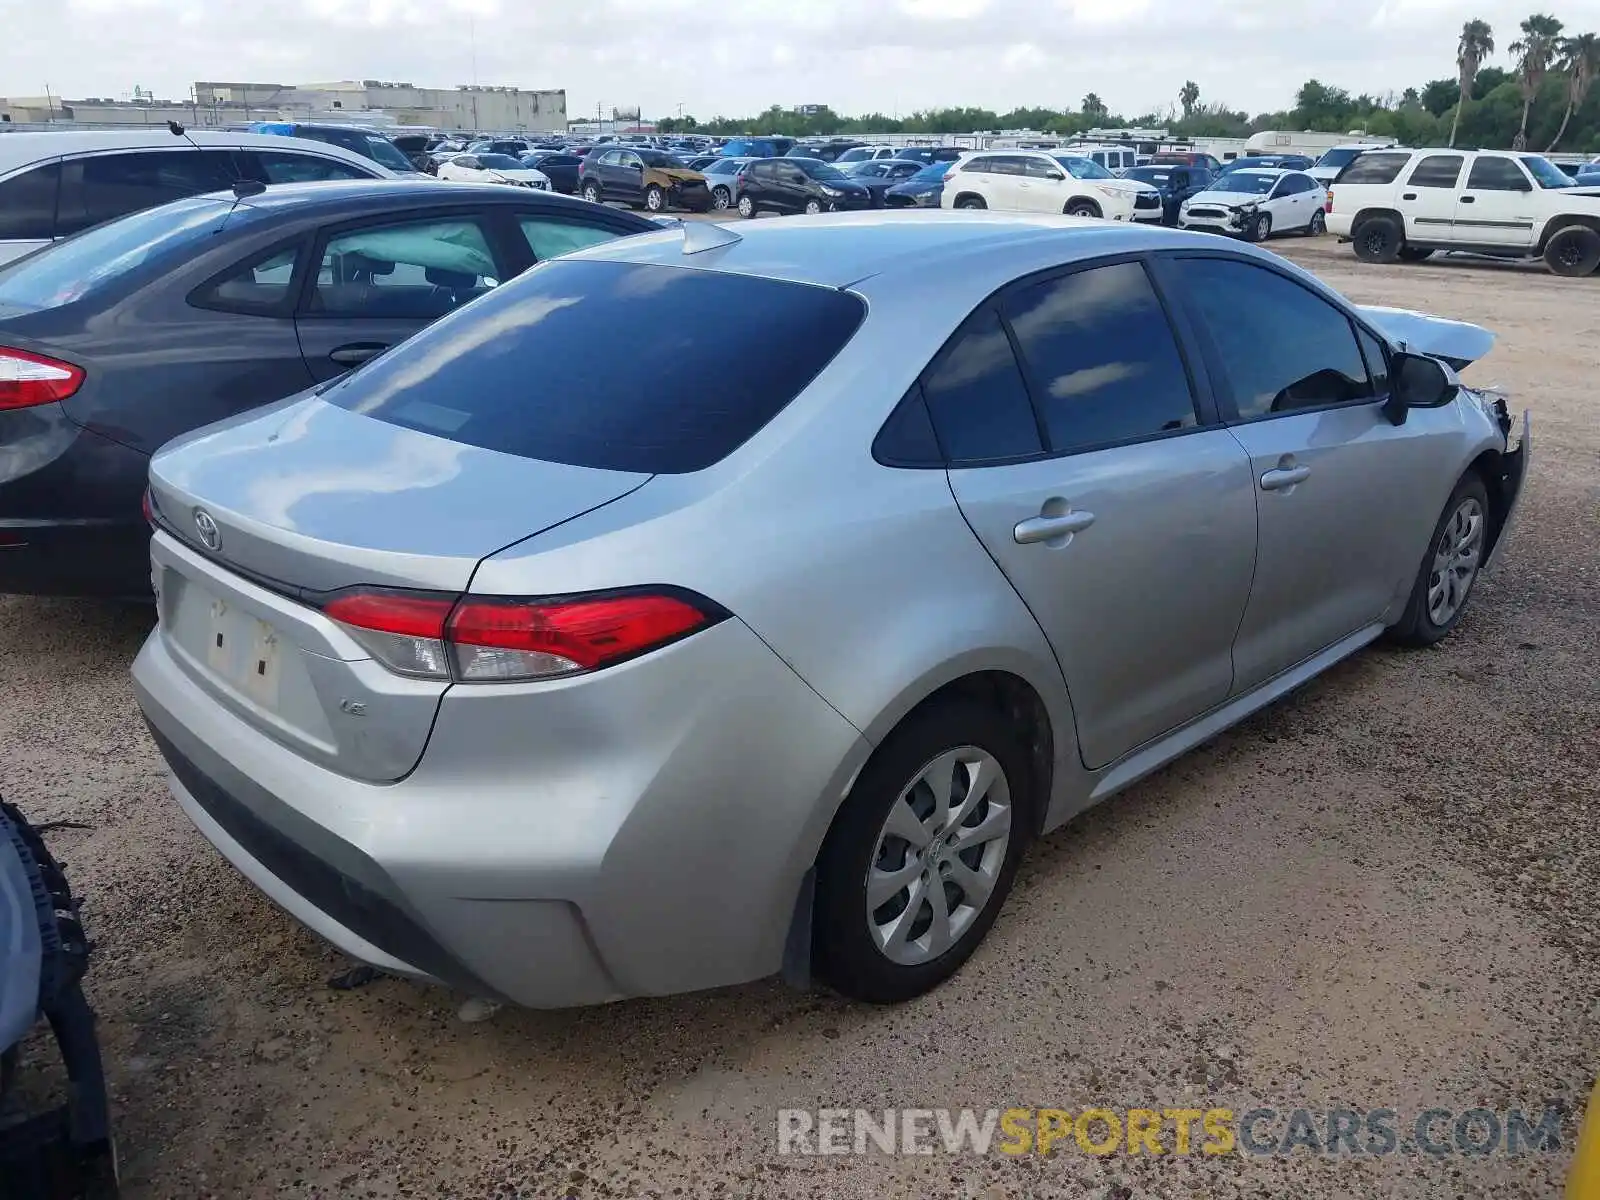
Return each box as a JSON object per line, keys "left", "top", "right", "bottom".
{"left": 322, "top": 588, "right": 724, "bottom": 682}
{"left": 1325, "top": 189, "right": 1335, "bottom": 213}
{"left": 0, "top": 348, "right": 85, "bottom": 411}
{"left": 141, "top": 489, "right": 155, "bottom": 527}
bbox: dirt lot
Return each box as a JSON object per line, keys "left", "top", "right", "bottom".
{"left": 2, "top": 238, "right": 1596, "bottom": 1199}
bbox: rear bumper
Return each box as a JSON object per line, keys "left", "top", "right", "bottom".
{"left": 132, "top": 615, "right": 869, "bottom": 1008}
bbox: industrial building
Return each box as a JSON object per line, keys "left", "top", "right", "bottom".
{"left": 0, "top": 80, "right": 567, "bottom": 132}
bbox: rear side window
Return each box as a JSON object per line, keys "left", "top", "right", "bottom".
{"left": 1003, "top": 262, "right": 1197, "bottom": 453}
{"left": 0, "top": 163, "right": 61, "bottom": 241}
{"left": 922, "top": 308, "right": 1043, "bottom": 464}
{"left": 322, "top": 260, "right": 866, "bottom": 473}
{"left": 1407, "top": 155, "right": 1465, "bottom": 189}
{"left": 1336, "top": 152, "right": 1410, "bottom": 184}
{"left": 57, "top": 150, "right": 238, "bottom": 236}
{"left": 517, "top": 216, "right": 620, "bottom": 260}
{"left": 193, "top": 244, "right": 301, "bottom": 314}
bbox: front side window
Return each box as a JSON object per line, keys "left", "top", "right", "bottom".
{"left": 1003, "top": 262, "right": 1197, "bottom": 453}
{"left": 1466, "top": 156, "right": 1530, "bottom": 191}
{"left": 1175, "top": 257, "right": 1374, "bottom": 419}
{"left": 309, "top": 219, "right": 498, "bottom": 320}
{"left": 251, "top": 151, "right": 374, "bottom": 184}
{"left": 1407, "top": 155, "right": 1465, "bottom": 189}
{"left": 922, "top": 308, "right": 1043, "bottom": 465}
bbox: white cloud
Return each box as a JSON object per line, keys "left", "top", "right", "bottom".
{"left": 0, "top": 0, "right": 1544, "bottom": 122}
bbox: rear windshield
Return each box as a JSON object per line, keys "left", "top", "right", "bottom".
{"left": 1335, "top": 151, "right": 1410, "bottom": 184}
{"left": 0, "top": 197, "right": 232, "bottom": 310}
{"left": 1315, "top": 148, "right": 1363, "bottom": 170}
{"left": 323, "top": 259, "right": 867, "bottom": 473}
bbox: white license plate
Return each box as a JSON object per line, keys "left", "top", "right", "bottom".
{"left": 204, "top": 596, "right": 282, "bottom": 709}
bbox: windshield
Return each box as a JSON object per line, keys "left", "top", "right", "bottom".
{"left": 0, "top": 199, "right": 231, "bottom": 310}
{"left": 799, "top": 160, "right": 849, "bottom": 182}
{"left": 479, "top": 154, "right": 526, "bottom": 171}
{"left": 1054, "top": 156, "right": 1115, "bottom": 180}
{"left": 362, "top": 135, "right": 418, "bottom": 172}
{"left": 910, "top": 162, "right": 952, "bottom": 182}
{"left": 1314, "top": 148, "right": 1363, "bottom": 170}
{"left": 1213, "top": 172, "right": 1278, "bottom": 195}
{"left": 1122, "top": 167, "right": 1172, "bottom": 185}
{"left": 1521, "top": 155, "right": 1576, "bottom": 188}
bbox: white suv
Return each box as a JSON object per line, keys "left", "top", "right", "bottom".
{"left": 1326, "top": 147, "right": 1600, "bottom": 277}
{"left": 0, "top": 130, "right": 394, "bottom": 266}
{"left": 941, "top": 151, "right": 1161, "bottom": 221}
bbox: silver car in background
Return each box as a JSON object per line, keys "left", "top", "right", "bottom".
{"left": 133, "top": 214, "right": 1529, "bottom": 1008}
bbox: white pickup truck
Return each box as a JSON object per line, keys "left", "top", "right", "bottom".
{"left": 1325, "top": 147, "right": 1600, "bottom": 277}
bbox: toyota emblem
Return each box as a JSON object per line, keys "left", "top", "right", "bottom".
{"left": 193, "top": 509, "right": 221, "bottom": 552}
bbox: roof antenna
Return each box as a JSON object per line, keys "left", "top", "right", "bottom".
{"left": 170, "top": 118, "right": 267, "bottom": 208}
{"left": 681, "top": 222, "right": 742, "bottom": 254}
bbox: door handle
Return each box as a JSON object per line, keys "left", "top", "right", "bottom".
{"left": 1014, "top": 509, "right": 1095, "bottom": 544}
{"left": 1260, "top": 465, "right": 1311, "bottom": 491}
{"left": 1459, "top": 195, "right": 1476, "bottom": 203}
{"left": 1401, "top": 192, "right": 1418, "bottom": 201}
{"left": 329, "top": 342, "right": 388, "bottom": 367}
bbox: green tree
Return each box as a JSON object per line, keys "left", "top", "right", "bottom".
{"left": 1082, "top": 93, "right": 1107, "bottom": 120}
{"left": 1547, "top": 32, "right": 1600, "bottom": 148}
{"left": 1510, "top": 13, "right": 1565, "bottom": 148}
{"left": 1451, "top": 19, "right": 1496, "bottom": 145}
{"left": 1179, "top": 80, "right": 1200, "bottom": 118}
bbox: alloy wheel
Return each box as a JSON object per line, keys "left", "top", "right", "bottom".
{"left": 805, "top": 199, "right": 823, "bottom": 215}
{"left": 865, "top": 748, "right": 1012, "bottom": 966}
{"left": 1427, "top": 497, "right": 1484, "bottom": 626}
{"left": 712, "top": 188, "right": 731, "bottom": 210}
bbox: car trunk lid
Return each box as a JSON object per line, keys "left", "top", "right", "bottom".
{"left": 146, "top": 396, "right": 651, "bottom": 781}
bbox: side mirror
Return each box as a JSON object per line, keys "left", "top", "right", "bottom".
{"left": 1045, "top": 170, "right": 1065, "bottom": 181}
{"left": 1383, "top": 351, "right": 1458, "bottom": 425}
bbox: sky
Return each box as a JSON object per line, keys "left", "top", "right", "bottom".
{"left": 3, "top": 0, "right": 1594, "bottom": 123}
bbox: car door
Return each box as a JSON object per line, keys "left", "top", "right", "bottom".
{"left": 778, "top": 163, "right": 812, "bottom": 211}
{"left": 1456, "top": 155, "right": 1539, "bottom": 247}
{"left": 1396, "top": 153, "right": 1465, "bottom": 243}
{"left": 934, "top": 258, "right": 1258, "bottom": 769}
{"left": 1018, "top": 155, "right": 1066, "bottom": 212}
{"left": 616, "top": 151, "right": 647, "bottom": 204}
{"left": 1265, "top": 174, "right": 1300, "bottom": 228}
{"left": 1161, "top": 253, "right": 1451, "bottom": 692}
{"left": 293, "top": 211, "right": 507, "bottom": 384}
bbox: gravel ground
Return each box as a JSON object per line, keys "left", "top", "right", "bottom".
{"left": 1, "top": 238, "right": 1595, "bottom": 1199}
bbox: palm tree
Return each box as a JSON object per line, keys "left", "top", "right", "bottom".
{"left": 1546, "top": 32, "right": 1600, "bottom": 149}
{"left": 1510, "top": 13, "right": 1564, "bottom": 149}
{"left": 1179, "top": 80, "right": 1200, "bottom": 118}
{"left": 1082, "top": 93, "right": 1107, "bottom": 120}
{"left": 1450, "top": 19, "right": 1496, "bottom": 146}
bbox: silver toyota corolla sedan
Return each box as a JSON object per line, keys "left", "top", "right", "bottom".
{"left": 133, "top": 213, "right": 1531, "bottom": 1008}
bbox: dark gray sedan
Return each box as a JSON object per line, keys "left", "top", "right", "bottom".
{"left": 0, "top": 180, "right": 656, "bottom": 597}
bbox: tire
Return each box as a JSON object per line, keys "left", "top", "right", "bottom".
{"left": 1247, "top": 212, "right": 1272, "bottom": 242}
{"left": 1065, "top": 200, "right": 1101, "bottom": 219}
{"left": 1386, "top": 474, "right": 1491, "bottom": 648}
{"left": 1306, "top": 209, "right": 1326, "bottom": 236}
{"left": 1397, "top": 247, "right": 1436, "bottom": 262}
{"left": 1543, "top": 224, "right": 1600, "bottom": 277}
{"left": 581, "top": 180, "right": 602, "bottom": 205}
{"left": 812, "top": 697, "right": 1034, "bottom": 1004}
{"left": 644, "top": 185, "right": 666, "bottom": 213}
{"left": 1352, "top": 215, "right": 1403, "bottom": 263}
{"left": 712, "top": 185, "right": 732, "bottom": 210}
{"left": 955, "top": 195, "right": 986, "bottom": 210}
{"left": 737, "top": 194, "right": 757, "bottom": 219}
{"left": 804, "top": 198, "right": 823, "bottom": 215}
